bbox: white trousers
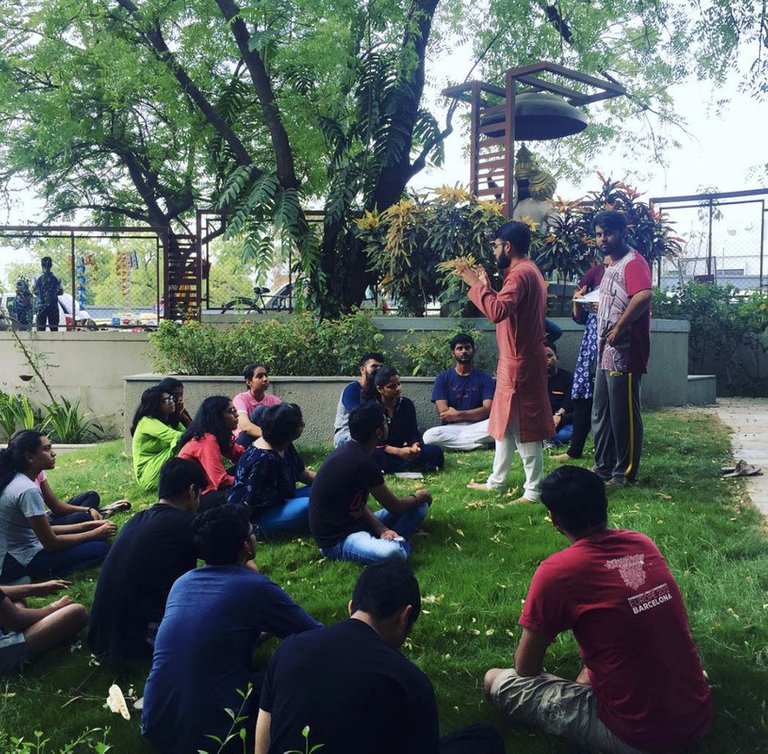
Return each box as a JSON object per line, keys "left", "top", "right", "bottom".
{"left": 486, "top": 400, "right": 543, "bottom": 501}
{"left": 422, "top": 420, "right": 491, "bottom": 451}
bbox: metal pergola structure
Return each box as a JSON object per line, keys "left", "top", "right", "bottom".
{"left": 1, "top": 213, "right": 233, "bottom": 325}
{"left": 650, "top": 188, "right": 768, "bottom": 290}
{"left": 443, "top": 61, "right": 626, "bottom": 215}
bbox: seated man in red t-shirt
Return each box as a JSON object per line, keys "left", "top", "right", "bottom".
{"left": 484, "top": 466, "right": 712, "bottom": 754}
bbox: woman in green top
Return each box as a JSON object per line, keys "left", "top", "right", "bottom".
{"left": 130, "top": 387, "right": 185, "bottom": 492}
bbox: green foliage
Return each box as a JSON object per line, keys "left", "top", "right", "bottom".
{"left": 148, "top": 312, "right": 384, "bottom": 376}
{"left": 533, "top": 175, "right": 683, "bottom": 282}
{"left": 653, "top": 283, "right": 768, "bottom": 392}
{"left": 284, "top": 726, "right": 325, "bottom": 754}
{"left": 43, "top": 398, "right": 104, "bottom": 445}
{"left": 394, "top": 325, "right": 489, "bottom": 376}
{"left": 0, "top": 727, "right": 111, "bottom": 753}
{"left": 2, "top": 0, "right": 766, "bottom": 315}
{"left": 359, "top": 187, "right": 506, "bottom": 316}
{"left": 2, "top": 416, "right": 768, "bottom": 752}
{"left": 204, "top": 684, "right": 253, "bottom": 753}
{"left": 0, "top": 392, "right": 104, "bottom": 442}
{"left": 0, "top": 391, "right": 43, "bottom": 439}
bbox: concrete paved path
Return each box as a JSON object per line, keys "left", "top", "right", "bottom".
{"left": 709, "top": 397, "right": 768, "bottom": 517}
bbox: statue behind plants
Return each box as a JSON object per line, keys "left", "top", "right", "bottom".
{"left": 535, "top": 174, "right": 683, "bottom": 282}
{"left": 512, "top": 145, "right": 558, "bottom": 234}
{"left": 357, "top": 177, "right": 681, "bottom": 318}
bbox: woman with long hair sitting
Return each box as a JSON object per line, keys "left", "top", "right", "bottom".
{"left": 0, "top": 430, "right": 114, "bottom": 582}
{"left": 367, "top": 366, "right": 444, "bottom": 474}
{"left": 177, "top": 396, "right": 244, "bottom": 509}
{"left": 228, "top": 403, "right": 315, "bottom": 536}
{"left": 131, "top": 386, "right": 186, "bottom": 492}
{"left": 157, "top": 377, "right": 193, "bottom": 429}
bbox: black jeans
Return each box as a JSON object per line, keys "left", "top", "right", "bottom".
{"left": 36, "top": 303, "right": 60, "bottom": 331}
{"left": 440, "top": 723, "right": 506, "bottom": 754}
{"left": 566, "top": 398, "right": 593, "bottom": 459}
{"left": 47, "top": 491, "right": 101, "bottom": 525}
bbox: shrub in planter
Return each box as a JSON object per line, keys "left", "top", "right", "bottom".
{"left": 393, "top": 325, "right": 490, "bottom": 376}
{"left": 0, "top": 392, "right": 40, "bottom": 439}
{"left": 148, "top": 312, "right": 384, "bottom": 376}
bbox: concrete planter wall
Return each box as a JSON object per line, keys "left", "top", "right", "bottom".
{"left": 0, "top": 317, "right": 691, "bottom": 448}
{"left": 124, "top": 318, "right": 690, "bottom": 452}
{"left": 0, "top": 331, "right": 154, "bottom": 437}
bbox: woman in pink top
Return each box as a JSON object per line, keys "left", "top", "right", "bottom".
{"left": 177, "top": 396, "right": 244, "bottom": 509}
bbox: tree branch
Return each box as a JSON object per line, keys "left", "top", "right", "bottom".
{"left": 213, "top": 0, "right": 299, "bottom": 189}
{"left": 114, "top": 0, "right": 256, "bottom": 171}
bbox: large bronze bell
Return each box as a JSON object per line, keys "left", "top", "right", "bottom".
{"left": 480, "top": 92, "right": 588, "bottom": 140}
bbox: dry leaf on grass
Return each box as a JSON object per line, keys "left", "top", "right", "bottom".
{"left": 106, "top": 683, "right": 130, "bottom": 720}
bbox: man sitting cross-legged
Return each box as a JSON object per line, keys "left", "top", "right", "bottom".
{"left": 255, "top": 559, "right": 506, "bottom": 754}
{"left": 1, "top": 579, "right": 88, "bottom": 676}
{"left": 484, "top": 466, "right": 713, "bottom": 754}
{"left": 141, "top": 504, "right": 321, "bottom": 754}
{"left": 88, "top": 457, "right": 207, "bottom": 663}
{"left": 310, "top": 402, "right": 432, "bottom": 565}
{"left": 422, "top": 333, "right": 495, "bottom": 451}
{"left": 332, "top": 351, "right": 385, "bottom": 447}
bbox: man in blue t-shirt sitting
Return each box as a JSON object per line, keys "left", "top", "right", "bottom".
{"left": 422, "top": 333, "right": 495, "bottom": 451}
{"left": 141, "top": 505, "right": 321, "bottom": 754}
{"left": 333, "top": 351, "right": 385, "bottom": 447}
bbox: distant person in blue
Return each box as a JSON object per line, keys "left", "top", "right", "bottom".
{"left": 422, "top": 333, "right": 495, "bottom": 451}
{"left": 141, "top": 504, "right": 321, "bottom": 754}
{"left": 33, "top": 256, "right": 63, "bottom": 332}
{"left": 333, "top": 351, "right": 385, "bottom": 447}
{"left": 12, "top": 278, "right": 34, "bottom": 331}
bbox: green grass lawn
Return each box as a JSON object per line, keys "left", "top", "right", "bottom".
{"left": 1, "top": 409, "right": 767, "bottom": 752}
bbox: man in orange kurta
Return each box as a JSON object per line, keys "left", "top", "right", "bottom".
{"left": 458, "top": 221, "right": 554, "bottom": 503}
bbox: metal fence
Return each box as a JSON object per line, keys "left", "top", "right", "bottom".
{"left": 0, "top": 226, "right": 164, "bottom": 330}
{"left": 651, "top": 189, "right": 768, "bottom": 292}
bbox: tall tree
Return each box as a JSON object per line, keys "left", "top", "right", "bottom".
{"left": 1, "top": 0, "right": 766, "bottom": 315}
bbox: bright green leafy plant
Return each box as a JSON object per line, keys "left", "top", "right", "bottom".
{"left": 149, "top": 312, "right": 384, "bottom": 376}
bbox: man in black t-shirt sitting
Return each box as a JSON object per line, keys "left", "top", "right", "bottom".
{"left": 87, "top": 457, "right": 206, "bottom": 662}
{"left": 309, "top": 402, "right": 432, "bottom": 565}
{"left": 255, "top": 560, "right": 506, "bottom": 754}
{"left": 546, "top": 344, "right": 574, "bottom": 448}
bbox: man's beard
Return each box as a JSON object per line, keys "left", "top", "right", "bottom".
{"left": 497, "top": 250, "right": 512, "bottom": 269}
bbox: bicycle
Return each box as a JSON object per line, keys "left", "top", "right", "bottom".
{"left": 219, "top": 286, "right": 272, "bottom": 314}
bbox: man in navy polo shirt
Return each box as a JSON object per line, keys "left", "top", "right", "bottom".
{"left": 422, "top": 333, "right": 495, "bottom": 451}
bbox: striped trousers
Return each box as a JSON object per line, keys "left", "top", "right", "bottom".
{"left": 592, "top": 369, "right": 643, "bottom": 484}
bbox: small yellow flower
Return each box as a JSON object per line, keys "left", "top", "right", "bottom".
{"left": 355, "top": 210, "right": 380, "bottom": 230}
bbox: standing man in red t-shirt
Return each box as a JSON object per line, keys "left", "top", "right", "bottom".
{"left": 484, "top": 466, "right": 713, "bottom": 753}
{"left": 592, "top": 211, "right": 652, "bottom": 487}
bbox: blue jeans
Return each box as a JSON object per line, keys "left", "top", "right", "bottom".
{"left": 321, "top": 503, "right": 429, "bottom": 565}
{"left": 1, "top": 541, "right": 110, "bottom": 582}
{"left": 47, "top": 491, "right": 101, "bottom": 525}
{"left": 255, "top": 487, "right": 311, "bottom": 537}
{"left": 549, "top": 424, "right": 573, "bottom": 447}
